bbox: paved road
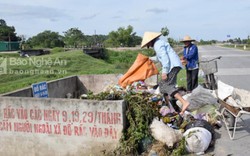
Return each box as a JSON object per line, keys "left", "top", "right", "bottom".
{"left": 199, "top": 45, "right": 250, "bottom": 91}
{"left": 199, "top": 45, "right": 250, "bottom": 155}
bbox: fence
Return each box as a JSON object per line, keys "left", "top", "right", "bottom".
{"left": 0, "top": 41, "right": 20, "bottom": 51}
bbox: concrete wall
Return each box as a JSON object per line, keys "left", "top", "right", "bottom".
{"left": 0, "top": 96, "right": 125, "bottom": 156}
{"left": 1, "top": 74, "right": 158, "bottom": 97}
{"left": 0, "top": 74, "right": 157, "bottom": 155}
{"left": 1, "top": 76, "right": 86, "bottom": 98}
{"left": 78, "top": 74, "right": 122, "bottom": 94}
{"left": 78, "top": 74, "right": 158, "bottom": 94}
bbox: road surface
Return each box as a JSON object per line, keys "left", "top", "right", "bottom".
{"left": 199, "top": 45, "right": 250, "bottom": 156}
{"left": 199, "top": 45, "right": 250, "bottom": 91}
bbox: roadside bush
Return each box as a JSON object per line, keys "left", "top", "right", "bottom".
{"left": 51, "top": 47, "right": 64, "bottom": 54}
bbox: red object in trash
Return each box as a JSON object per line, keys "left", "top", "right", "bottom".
{"left": 118, "top": 53, "right": 159, "bottom": 88}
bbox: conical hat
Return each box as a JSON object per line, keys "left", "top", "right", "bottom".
{"left": 141, "top": 32, "right": 162, "bottom": 48}
{"left": 180, "top": 35, "right": 195, "bottom": 42}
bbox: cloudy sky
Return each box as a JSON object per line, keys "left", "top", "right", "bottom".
{"left": 1, "top": 0, "right": 250, "bottom": 41}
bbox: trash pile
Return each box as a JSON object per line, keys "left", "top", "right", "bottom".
{"left": 81, "top": 53, "right": 222, "bottom": 155}
{"left": 82, "top": 80, "right": 221, "bottom": 156}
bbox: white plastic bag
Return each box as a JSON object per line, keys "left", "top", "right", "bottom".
{"left": 177, "top": 85, "right": 218, "bottom": 111}
{"left": 183, "top": 127, "right": 212, "bottom": 154}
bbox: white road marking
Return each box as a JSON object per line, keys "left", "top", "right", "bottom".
{"left": 216, "top": 68, "right": 250, "bottom": 75}
{"left": 200, "top": 54, "right": 250, "bottom": 57}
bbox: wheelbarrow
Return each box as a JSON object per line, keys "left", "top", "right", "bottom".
{"left": 217, "top": 80, "right": 250, "bottom": 140}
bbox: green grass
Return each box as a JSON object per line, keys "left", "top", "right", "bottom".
{"left": 0, "top": 49, "right": 155, "bottom": 94}
{"left": 177, "top": 69, "right": 187, "bottom": 88}
{"left": 0, "top": 48, "right": 203, "bottom": 94}
{"left": 177, "top": 69, "right": 205, "bottom": 89}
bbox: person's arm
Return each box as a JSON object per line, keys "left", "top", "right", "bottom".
{"left": 157, "top": 44, "right": 170, "bottom": 80}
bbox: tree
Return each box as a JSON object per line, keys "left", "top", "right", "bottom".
{"left": 63, "top": 28, "right": 85, "bottom": 47}
{"left": 247, "top": 37, "right": 250, "bottom": 45}
{"left": 105, "top": 25, "right": 141, "bottom": 47}
{"left": 161, "top": 26, "right": 169, "bottom": 36}
{"left": 0, "top": 19, "right": 20, "bottom": 41}
{"left": 105, "top": 31, "right": 119, "bottom": 47}
{"left": 84, "top": 34, "right": 108, "bottom": 47}
{"left": 167, "top": 37, "right": 176, "bottom": 47}
{"left": 0, "top": 19, "right": 7, "bottom": 26}
{"left": 26, "top": 30, "right": 64, "bottom": 48}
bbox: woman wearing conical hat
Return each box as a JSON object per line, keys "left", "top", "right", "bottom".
{"left": 180, "top": 35, "right": 199, "bottom": 92}
{"left": 141, "top": 32, "right": 189, "bottom": 116}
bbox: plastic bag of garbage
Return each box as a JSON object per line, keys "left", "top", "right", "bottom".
{"left": 185, "top": 119, "right": 215, "bottom": 141}
{"left": 183, "top": 127, "right": 212, "bottom": 155}
{"left": 176, "top": 85, "right": 218, "bottom": 111}
{"left": 194, "top": 105, "right": 221, "bottom": 128}
{"left": 159, "top": 102, "right": 175, "bottom": 116}
{"left": 150, "top": 118, "right": 182, "bottom": 148}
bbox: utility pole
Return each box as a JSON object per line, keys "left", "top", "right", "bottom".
{"left": 94, "top": 30, "right": 97, "bottom": 45}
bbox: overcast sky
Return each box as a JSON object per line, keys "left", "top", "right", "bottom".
{"left": 1, "top": 0, "right": 250, "bottom": 41}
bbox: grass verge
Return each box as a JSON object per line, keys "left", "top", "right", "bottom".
{"left": 0, "top": 47, "right": 203, "bottom": 94}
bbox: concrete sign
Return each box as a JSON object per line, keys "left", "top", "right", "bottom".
{"left": 0, "top": 97, "right": 125, "bottom": 155}
{"left": 31, "top": 81, "right": 49, "bottom": 98}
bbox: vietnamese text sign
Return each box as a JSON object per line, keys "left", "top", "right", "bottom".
{"left": 0, "top": 97, "right": 125, "bottom": 155}
{"left": 31, "top": 81, "right": 48, "bottom": 98}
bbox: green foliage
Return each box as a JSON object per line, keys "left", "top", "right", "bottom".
{"left": 0, "top": 19, "right": 20, "bottom": 41}
{"left": 51, "top": 47, "right": 64, "bottom": 54}
{"left": 105, "top": 31, "right": 119, "bottom": 47}
{"left": 177, "top": 69, "right": 187, "bottom": 88}
{"left": 85, "top": 90, "right": 123, "bottom": 100}
{"left": 247, "top": 36, "right": 250, "bottom": 45}
{"left": 83, "top": 84, "right": 160, "bottom": 155}
{"left": 104, "top": 50, "right": 137, "bottom": 64}
{"left": 0, "top": 19, "right": 7, "bottom": 26}
{"left": 104, "top": 25, "right": 142, "bottom": 47}
{"left": 161, "top": 26, "right": 169, "bottom": 36}
{"left": 168, "top": 37, "right": 178, "bottom": 47}
{"left": 116, "top": 93, "right": 158, "bottom": 155}
{"left": 63, "top": 28, "right": 85, "bottom": 47}
{"left": 84, "top": 34, "right": 107, "bottom": 47}
{"left": 26, "top": 30, "right": 64, "bottom": 48}
{"left": 199, "top": 39, "right": 216, "bottom": 45}
{"left": 171, "top": 138, "right": 187, "bottom": 156}
{"left": 103, "top": 49, "right": 155, "bottom": 73}
{"left": 0, "top": 49, "right": 153, "bottom": 93}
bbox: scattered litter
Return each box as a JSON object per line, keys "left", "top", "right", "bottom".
{"left": 177, "top": 85, "right": 218, "bottom": 111}
{"left": 85, "top": 78, "right": 221, "bottom": 155}
{"left": 150, "top": 118, "right": 182, "bottom": 148}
